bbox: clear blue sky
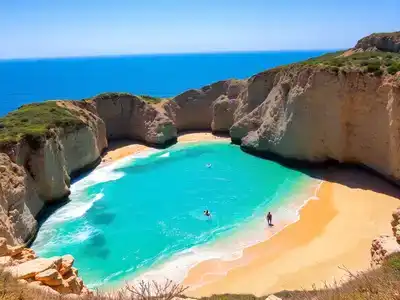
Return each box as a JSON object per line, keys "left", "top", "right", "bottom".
{"left": 1, "top": 0, "right": 399, "bottom": 59}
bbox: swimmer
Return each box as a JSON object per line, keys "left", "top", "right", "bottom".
{"left": 206, "top": 163, "right": 212, "bottom": 168}
{"left": 204, "top": 210, "right": 211, "bottom": 217}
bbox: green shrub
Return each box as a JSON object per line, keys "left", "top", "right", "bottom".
{"left": 0, "top": 102, "right": 84, "bottom": 144}
{"left": 367, "top": 62, "right": 381, "bottom": 73}
{"left": 388, "top": 63, "right": 400, "bottom": 75}
{"left": 383, "top": 252, "right": 400, "bottom": 271}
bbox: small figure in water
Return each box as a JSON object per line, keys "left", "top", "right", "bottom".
{"left": 266, "top": 212, "right": 273, "bottom": 226}
{"left": 204, "top": 210, "right": 211, "bottom": 217}
{"left": 206, "top": 163, "right": 212, "bottom": 168}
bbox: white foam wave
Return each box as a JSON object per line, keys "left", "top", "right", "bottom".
{"left": 160, "top": 152, "right": 170, "bottom": 158}
{"left": 45, "top": 192, "right": 104, "bottom": 225}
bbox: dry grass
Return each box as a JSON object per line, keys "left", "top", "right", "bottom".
{"left": 1, "top": 253, "right": 400, "bottom": 300}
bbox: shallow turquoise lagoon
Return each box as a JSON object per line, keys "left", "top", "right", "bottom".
{"left": 32, "top": 142, "right": 315, "bottom": 288}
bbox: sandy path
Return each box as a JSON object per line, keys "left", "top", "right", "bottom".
{"left": 184, "top": 169, "right": 400, "bottom": 297}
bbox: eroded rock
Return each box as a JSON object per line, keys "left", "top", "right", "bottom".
{"left": 371, "top": 235, "right": 400, "bottom": 267}
{"left": 7, "top": 258, "right": 56, "bottom": 279}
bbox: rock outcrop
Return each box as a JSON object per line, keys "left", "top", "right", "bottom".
{"left": 371, "top": 207, "right": 400, "bottom": 267}
{"left": 0, "top": 237, "right": 91, "bottom": 297}
{"left": 354, "top": 31, "right": 400, "bottom": 53}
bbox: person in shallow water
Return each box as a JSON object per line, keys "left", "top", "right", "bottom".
{"left": 266, "top": 212, "right": 273, "bottom": 226}
{"left": 204, "top": 210, "right": 211, "bottom": 217}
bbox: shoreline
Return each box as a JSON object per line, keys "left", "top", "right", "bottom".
{"left": 121, "top": 178, "right": 321, "bottom": 292}
{"left": 183, "top": 169, "right": 400, "bottom": 297}
{"left": 100, "top": 132, "right": 230, "bottom": 165}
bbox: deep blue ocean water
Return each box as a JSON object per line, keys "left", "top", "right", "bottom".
{"left": 0, "top": 51, "right": 327, "bottom": 116}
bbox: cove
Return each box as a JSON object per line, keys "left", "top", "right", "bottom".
{"left": 32, "top": 142, "right": 316, "bottom": 289}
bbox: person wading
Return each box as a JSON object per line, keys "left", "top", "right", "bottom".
{"left": 266, "top": 212, "right": 273, "bottom": 226}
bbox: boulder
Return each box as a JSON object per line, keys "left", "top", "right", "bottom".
{"left": 35, "top": 268, "right": 60, "bottom": 282}
{"left": 371, "top": 235, "right": 400, "bottom": 266}
{"left": 7, "top": 258, "right": 56, "bottom": 279}
{"left": 51, "top": 281, "right": 73, "bottom": 294}
{"left": 49, "top": 256, "right": 62, "bottom": 270}
{"left": 65, "top": 274, "right": 83, "bottom": 294}
{"left": 59, "top": 254, "right": 74, "bottom": 275}
{"left": 7, "top": 244, "right": 25, "bottom": 257}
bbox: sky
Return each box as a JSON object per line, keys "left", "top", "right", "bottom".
{"left": 0, "top": 0, "right": 399, "bottom": 59}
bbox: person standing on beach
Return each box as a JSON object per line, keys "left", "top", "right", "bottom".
{"left": 266, "top": 212, "right": 272, "bottom": 226}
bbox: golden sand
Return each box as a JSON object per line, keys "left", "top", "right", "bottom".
{"left": 184, "top": 169, "right": 400, "bottom": 297}
{"left": 101, "top": 132, "right": 229, "bottom": 164}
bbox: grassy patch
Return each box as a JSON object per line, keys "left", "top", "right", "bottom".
{"left": 91, "top": 92, "right": 170, "bottom": 104}
{"left": 0, "top": 101, "right": 84, "bottom": 145}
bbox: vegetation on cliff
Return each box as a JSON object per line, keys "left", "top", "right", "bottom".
{"left": 0, "top": 102, "right": 84, "bottom": 145}
{"left": 286, "top": 50, "right": 400, "bottom": 76}
{"left": 90, "top": 92, "right": 169, "bottom": 104}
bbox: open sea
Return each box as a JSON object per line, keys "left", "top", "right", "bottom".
{"left": 0, "top": 51, "right": 327, "bottom": 116}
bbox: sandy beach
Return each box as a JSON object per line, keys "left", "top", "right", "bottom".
{"left": 184, "top": 169, "right": 400, "bottom": 297}
{"left": 101, "top": 132, "right": 400, "bottom": 297}
{"left": 101, "top": 132, "right": 230, "bottom": 164}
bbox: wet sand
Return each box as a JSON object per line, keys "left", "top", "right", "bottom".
{"left": 184, "top": 169, "right": 400, "bottom": 297}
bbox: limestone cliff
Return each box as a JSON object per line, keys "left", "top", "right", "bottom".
{"left": 0, "top": 154, "right": 39, "bottom": 245}
{"left": 92, "top": 93, "right": 176, "bottom": 146}
{"left": 0, "top": 100, "right": 107, "bottom": 244}
{"left": 233, "top": 67, "right": 400, "bottom": 183}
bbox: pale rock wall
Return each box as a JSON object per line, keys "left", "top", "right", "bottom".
{"left": 232, "top": 67, "right": 400, "bottom": 182}
{"left": 93, "top": 94, "right": 176, "bottom": 145}
{"left": 0, "top": 154, "right": 40, "bottom": 246}
{"left": 0, "top": 101, "right": 108, "bottom": 244}
{"left": 163, "top": 80, "right": 246, "bottom": 132}
{"left": 12, "top": 101, "right": 108, "bottom": 203}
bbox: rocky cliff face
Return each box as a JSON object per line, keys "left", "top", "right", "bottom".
{"left": 0, "top": 154, "right": 39, "bottom": 246}
{"left": 93, "top": 93, "right": 177, "bottom": 146}
{"left": 0, "top": 100, "right": 107, "bottom": 244}
{"left": 354, "top": 32, "right": 400, "bottom": 53}
{"left": 9, "top": 101, "right": 108, "bottom": 203}
{"left": 233, "top": 67, "right": 400, "bottom": 182}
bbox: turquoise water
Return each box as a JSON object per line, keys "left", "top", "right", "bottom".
{"left": 32, "top": 142, "right": 315, "bottom": 288}
{"left": 0, "top": 51, "right": 328, "bottom": 116}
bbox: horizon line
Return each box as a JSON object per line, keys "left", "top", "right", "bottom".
{"left": 0, "top": 48, "right": 343, "bottom": 62}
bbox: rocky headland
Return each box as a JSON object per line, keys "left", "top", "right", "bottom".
{"left": 0, "top": 31, "right": 400, "bottom": 297}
